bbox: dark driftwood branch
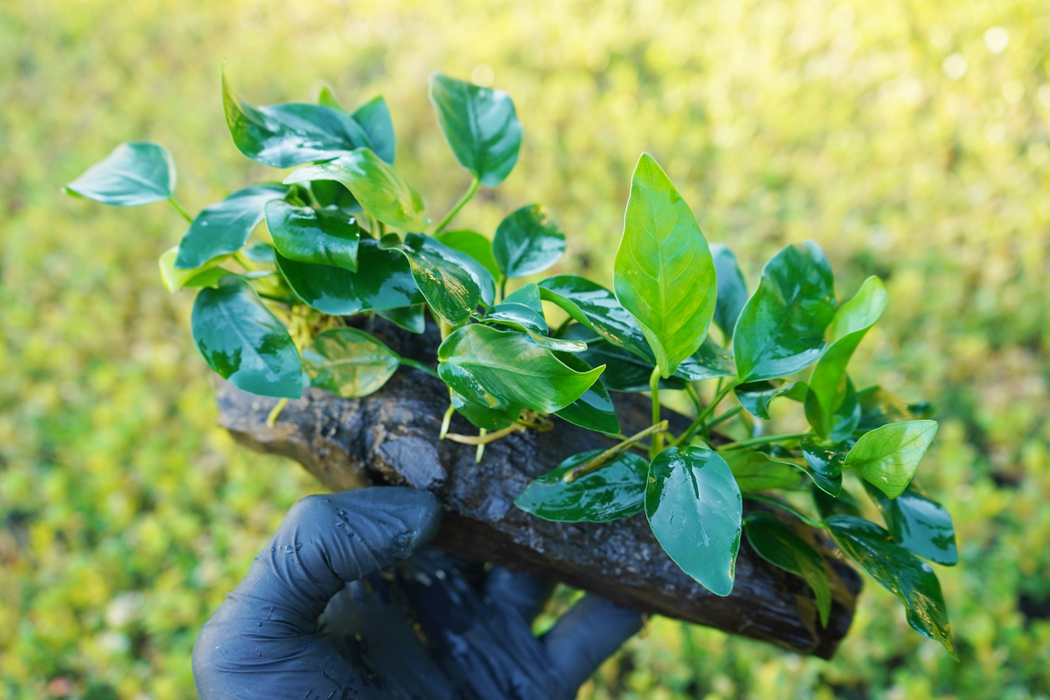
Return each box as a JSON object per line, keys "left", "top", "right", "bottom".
{"left": 216, "top": 318, "right": 861, "bottom": 659}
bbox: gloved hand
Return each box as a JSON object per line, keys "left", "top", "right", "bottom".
{"left": 192, "top": 487, "right": 643, "bottom": 700}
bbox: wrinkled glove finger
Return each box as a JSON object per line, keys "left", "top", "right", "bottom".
{"left": 483, "top": 567, "right": 555, "bottom": 624}
{"left": 541, "top": 595, "right": 643, "bottom": 690}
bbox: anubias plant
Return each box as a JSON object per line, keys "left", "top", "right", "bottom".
{"left": 66, "top": 69, "right": 959, "bottom": 658}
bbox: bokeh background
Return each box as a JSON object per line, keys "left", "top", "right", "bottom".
{"left": 3, "top": 0, "right": 1050, "bottom": 697}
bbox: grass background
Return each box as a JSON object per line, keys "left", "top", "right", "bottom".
{"left": 2, "top": 0, "right": 1049, "bottom": 697}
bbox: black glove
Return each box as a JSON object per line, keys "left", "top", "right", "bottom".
{"left": 192, "top": 487, "right": 642, "bottom": 699}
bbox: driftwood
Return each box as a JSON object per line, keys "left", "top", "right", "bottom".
{"left": 216, "top": 318, "right": 861, "bottom": 659}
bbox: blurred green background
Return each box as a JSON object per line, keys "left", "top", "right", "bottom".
{"left": 2, "top": 0, "right": 1049, "bottom": 697}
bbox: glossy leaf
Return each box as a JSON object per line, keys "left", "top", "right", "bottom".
{"left": 484, "top": 302, "right": 548, "bottom": 335}
{"left": 311, "top": 179, "right": 360, "bottom": 214}
{"left": 302, "top": 328, "right": 400, "bottom": 398}
{"left": 275, "top": 239, "right": 423, "bottom": 315}
{"left": 515, "top": 450, "right": 644, "bottom": 522}
{"left": 242, "top": 242, "right": 276, "bottom": 264}
{"left": 805, "top": 277, "right": 888, "bottom": 439}
{"left": 613, "top": 153, "right": 716, "bottom": 377}
{"left": 674, "top": 339, "right": 736, "bottom": 382}
{"left": 722, "top": 450, "right": 803, "bottom": 492}
{"left": 429, "top": 73, "right": 522, "bottom": 187}
{"left": 265, "top": 200, "right": 360, "bottom": 271}
{"left": 492, "top": 204, "right": 566, "bottom": 278}
{"left": 800, "top": 438, "right": 847, "bottom": 496}
{"left": 710, "top": 243, "right": 749, "bottom": 341}
{"left": 812, "top": 483, "right": 862, "bottom": 520}
{"left": 503, "top": 283, "right": 545, "bottom": 314}
{"left": 735, "top": 381, "right": 808, "bottom": 420}
{"left": 862, "top": 481, "right": 958, "bottom": 566}
{"left": 284, "top": 149, "right": 429, "bottom": 231}
{"left": 576, "top": 338, "right": 686, "bottom": 393}
{"left": 399, "top": 233, "right": 496, "bottom": 323}
{"left": 845, "top": 420, "right": 938, "bottom": 498}
{"left": 376, "top": 305, "right": 426, "bottom": 335}
{"left": 744, "top": 512, "right": 832, "bottom": 627}
{"left": 352, "top": 96, "right": 396, "bottom": 164}
{"left": 435, "top": 229, "right": 500, "bottom": 280}
{"left": 174, "top": 185, "right": 287, "bottom": 269}
{"left": 222, "top": 71, "right": 371, "bottom": 168}
{"left": 158, "top": 246, "right": 230, "bottom": 293}
{"left": 553, "top": 353, "right": 620, "bottom": 434}
{"left": 826, "top": 515, "right": 957, "bottom": 659}
{"left": 733, "top": 241, "right": 836, "bottom": 382}
{"left": 65, "top": 142, "right": 176, "bottom": 206}
{"left": 539, "top": 275, "right": 651, "bottom": 358}
{"left": 646, "top": 446, "right": 742, "bottom": 597}
{"left": 190, "top": 276, "right": 302, "bottom": 399}
{"left": 827, "top": 375, "right": 861, "bottom": 442}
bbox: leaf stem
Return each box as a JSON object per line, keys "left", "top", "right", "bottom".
{"left": 168, "top": 197, "right": 193, "bottom": 223}
{"left": 649, "top": 366, "right": 663, "bottom": 459}
{"left": 234, "top": 251, "right": 256, "bottom": 272}
{"left": 266, "top": 398, "right": 289, "bottom": 427}
{"left": 707, "top": 406, "right": 743, "bottom": 430}
{"left": 685, "top": 383, "right": 704, "bottom": 416}
{"left": 433, "top": 178, "right": 480, "bottom": 234}
{"left": 439, "top": 401, "right": 455, "bottom": 439}
{"left": 499, "top": 276, "right": 508, "bottom": 304}
{"left": 564, "top": 420, "right": 669, "bottom": 483}
{"left": 476, "top": 429, "right": 487, "bottom": 462}
{"left": 743, "top": 494, "right": 827, "bottom": 529}
{"left": 670, "top": 379, "right": 739, "bottom": 447}
{"left": 399, "top": 357, "right": 440, "bottom": 380}
{"left": 719, "top": 432, "right": 811, "bottom": 451}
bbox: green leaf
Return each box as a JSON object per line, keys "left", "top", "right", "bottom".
{"left": 710, "top": 243, "right": 749, "bottom": 341}
{"left": 428, "top": 73, "right": 522, "bottom": 187}
{"left": 845, "top": 420, "right": 938, "bottom": 499}
{"left": 351, "top": 96, "right": 395, "bottom": 165}
{"left": 275, "top": 238, "right": 423, "bottom": 315}
{"left": 553, "top": 352, "right": 620, "bottom": 434}
{"left": 376, "top": 305, "right": 426, "bottom": 334}
{"left": 805, "top": 277, "right": 888, "bottom": 439}
{"left": 190, "top": 276, "right": 303, "bottom": 399}
{"left": 812, "top": 483, "right": 862, "bottom": 520}
{"left": 799, "top": 438, "right": 847, "bottom": 496}
{"left": 284, "top": 149, "right": 429, "bottom": 231}
{"left": 222, "top": 71, "right": 371, "bottom": 168}
{"left": 613, "top": 153, "right": 716, "bottom": 377}
{"left": 65, "top": 142, "right": 176, "bottom": 206}
{"left": 311, "top": 180, "right": 361, "bottom": 214}
{"left": 826, "top": 515, "right": 957, "bottom": 659}
{"left": 492, "top": 204, "right": 566, "bottom": 278}
{"left": 861, "top": 481, "right": 958, "bottom": 566}
{"left": 158, "top": 246, "right": 230, "bottom": 293}
{"left": 857, "top": 386, "right": 933, "bottom": 431}
{"left": 173, "top": 185, "right": 287, "bottom": 270}
{"left": 265, "top": 200, "right": 360, "bottom": 271}
{"left": 515, "top": 450, "right": 644, "bottom": 523}
{"left": 243, "top": 242, "right": 276, "bottom": 264}
{"left": 484, "top": 302, "right": 548, "bottom": 335}
{"left": 576, "top": 338, "right": 686, "bottom": 393}
{"left": 722, "top": 450, "right": 803, "bottom": 492}
{"left": 733, "top": 241, "right": 836, "bottom": 382}
{"left": 503, "top": 283, "right": 545, "bottom": 314}
{"left": 437, "top": 325, "right": 603, "bottom": 429}
{"left": 539, "top": 275, "right": 651, "bottom": 358}
{"left": 317, "top": 86, "right": 345, "bottom": 111}
{"left": 735, "top": 381, "right": 808, "bottom": 420}
{"left": 387, "top": 233, "right": 494, "bottom": 324}
{"left": 744, "top": 512, "right": 832, "bottom": 627}
{"left": 302, "top": 328, "right": 400, "bottom": 398}
{"left": 435, "top": 229, "right": 501, "bottom": 280}
{"left": 827, "top": 375, "right": 861, "bottom": 442}
{"left": 674, "top": 339, "right": 736, "bottom": 382}
{"left": 646, "top": 446, "right": 742, "bottom": 596}
{"left": 181, "top": 267, "right": 240, "bottom": 288}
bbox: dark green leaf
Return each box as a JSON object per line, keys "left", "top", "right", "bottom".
{"left": 435, "top": 229, "right": 500, "bottom": 280}
{"left": 735, "top": 381, "right": 808, "bottom": 420}
{"left": 389, "top": 233, "right": 494, "bottom": 324}
{"left": 539, "top": 275, "right": 651, "bottom": 358}
{"left": 65, "top": 142, "right": 176, "bottom": 206}
{"left": 503, "top": 283, "right": 545, "bottom": 314}
{"left": 733, "top": 241, "right": 836, "bottom": 382}
{"left": 243, "top": 242, "right": 276, "bottom": 264}
{"left": 646, "top": 446, "right": 742, "bottom": 596}
{"left": 174, "top": 185, "right": 287, "bottom": 269}
{"left": 484, "top": 302, "right": 548, "bottom": 335}
{"left": 515, "top": 450, "right": 643, "bottom": 522}
{"left": 613, "top": 153, "right": 716, "bottom": 377}
{"left": 376, "top": 305, "right": 426, "bottom": 334}
{"left": 826, "top": 515, "right": 957, "bottom": 659}
{"left": 553, "top": 353, "right": 620, "bottom": 434}
{"left": 302, "top": 328, "right": 400, "bottom": 398}
{"left": 429, "top": 73, "right": 522, "bottom": 187}
{"left": 352, "top": 96, "right": 395, "bottom": 165}
{"left": 710, "top": 243, "right": 749, "bottom": 341}
{"left": 722, "top": 450, "right": 803, "bottom": 492}
{"left": 861, "top": 481, "right": 958, "bottom": 566}
{"left": 311, "top": 180, "right": 361, "bottom": 214}
{"left": 492, "top": 204, "right": 566, "bottom": 278}
{"left": 275, "top": 238, "right": 423, "bottom": 315}
{"left": 799, "top": 438, "right": 847, "bottom": 496}
{"left": 812, "top": 483, "right": 862, "bottom": 519}
{"left": 190, "top": 276, "right": 302, "bottom": 399}
{"left": 744, "top": 512, "right": 832, "bottom": 627}
{"left": 265, "top": 200, "right": 360, "bottom": 271}
{"left": 576, "top": 338, "right": 686, "bottom": 393}
{"left": 158, "top": 246, "right": 230, "bottom": 293}
{"left": 284, "top": 149, "right": 429, "bottom": 231}
{"left": 827, "top": 375, "right": 861, "bottom": 442}
{"left": 846, "top": 420, "right": 938, "bottom": 499}
{"left": 674, "top": 339, "right": 736, "bottom": 382}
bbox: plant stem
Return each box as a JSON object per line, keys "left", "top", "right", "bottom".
{"left": 670, "top": 379, "right": 738, "bottom": 447}
{"left": 564, "top": 420, "right": 669, "bottom": 483}
{"left": 718, "top": 432, "right": 811, "bottom": 451}
{"left": 234, "top": 252, "right": 256, "bottom": 272}
{"left": 266, "top": 398, "right": 289, "bottom": 427}
{"left": 433, "top": 178, "right": 480, "bottom": 234}
{"left": 476, "top": 437, "right": 486, "bottom": 463}
{"left": 439, "top": 401, "right": 455, "bottom": 439}
{"left": 743, "top": 494, "right": 827, "bottom": 529}
{"left": 399, "top": 357, "right": 440, "bottom": 380}
{"left": 445, "top": 423, "right": 526, "bottom": 446}
{"left": 649, "top": 366, "right": 663, "bottom": 459}
{"left": 685, "top": 383, "right": 704, "bottom": 416}
{"left": 168, "top": 197, "right": 193, "bottom": 223}
{"left": 707, "top": 406, "right": 743, "bottom": 430}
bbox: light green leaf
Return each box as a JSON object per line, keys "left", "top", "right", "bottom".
{"left": 744, "top": 512, "right": 832, "bottom": 627}
{"left": 722, "top": 450, "right": 803, "bottom": 492}
{"left": 515, "top": 450, "right": 644, "bottom": 523}
{"left": 710, "top": 243, "right": 749, "bottom": 341}
{"left": 302, "top": 328, "right": 400, "bottom": 398}
{"left": 242, "top": 242, "right": 276, "bottom": 264}
{"left": 845, "top": 420, "right": 938, "bottom": 498}
{"left": 435, "top": 229, "right": 501, "bottom": 280}
{"left": 65, "top": 142, "right": 176, "bottom": 206}
{"left": 265, "top": 200, "right": 360, "bottom": 271}
{"left": 492, "top": 204, "right": 566, "bottom": 278}
{"left": 158, "top": 246, "right": 230, "bottom": 293}
{"left": 174, "top": 185, "right": 287, "bottom": 270}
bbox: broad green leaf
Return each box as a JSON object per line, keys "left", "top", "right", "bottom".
{"left": 503, "top": 283, "right": 545, "bottom": 314}
{"left": 428, "top": 73, "right": 522, "bottom": 187}
{"left": 575, "top": 338, "right": 686, "bottom": 393}
{"left": 827, "top": 375, "right": 861, "bottom": 442}
{"left": 435, "top": 229, "right": 500, "bottom": 280}
{"left": 861, "top": 481, "right": 958, "bottom": 566}
{"left": 812, "top": 483, "right": 862, "bottom": 520}
{"left": 613, "top": 153, "right": 716, "bottom": 377}
{"left": 387, "top": 233, "right": 494, "bottom": 324}
{"left": 242, "top": 242, "right": 276, "bottom": 264}
{"left": 826, "top": 515, "right": 957, "bottom": 659}
{"left": 352, "top": 96, "right": 396, "bottom": 165}
{"left": 744, "top": 512, "right": 832, "bottom": 627}
{"left": 317, "top": 86, "right": 345, "bottom": 111}
{"left": 376, "top": 305, "right": 426, "bottom": 334}
{"left": 190, "top": 276, "right": 302, "bottom": 399}
{"left": 539, "top": 275, "right": 651, "bottom": 358}
{"left": 799, "top": 438, "right": 847, "bottom": 496}
{"left": 275, "top": 238, "right": 423, "bottom": 315}
{"left": 437, "top": 325, "right": 603, "bottom": 429}
{"left": 174, "top": 184, "right": 287, "bottom": 269}
{"left": 646, "top": 446, "right": 742, "bottom": 596}
{"left": 222, "top": 71, "right": 371, "bottom": 168}
{"left": 484, "top": 302, "right": 548, "bottom": 335}
{"left": 722, "top": 450, "right": 803, "bottom": 492}
{"left": 805, "top": 277, "right": 888, "bottom": 439}
{"left": 302, "top": 328, "right": 400, "bottom": 398}
{"left": 674, "top": 339, "right": 736, "bottom": 382}
{"left": 492, "top": 204, "right": 566, "bottom": 278}
{"left": 845, "top": 420, "right": 938, "bottom": 498}
{"left": 284, "top": 149, "right": 429, "bottom": 231}
{"left": 710, "top": 243, "right": 749, "bottom": 341}
{"left": 515, "top": 450, "right": 644, "bottom": 522}
{"left": 158, "top": 246, "right": 230, "bottom": 293}
{"left": 857, "top": 386, "right": 935, "bottom": 431}
{"left": 181, "top": 267, "right": 239, "bottom": 288}
{"left": 65, "top": 142, "right": 176, "bottom": 206}
{"left": 733, "top": 241, "right": 836, "bottom": 382}
{"left": 265, "top": 200, "right": 360, "bottom": 271}
{"left": 553, "top": 353, "right": 620, "bottom": 434}
{"left": 735, "top": 381, "right": 808, "bottom": 420}
{"left": 311, "top": 180, "right": 361, "bottom": 214}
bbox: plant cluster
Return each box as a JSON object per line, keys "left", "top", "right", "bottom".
{"left": 66, "top": 71, "right": 958, "bottom": 657}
